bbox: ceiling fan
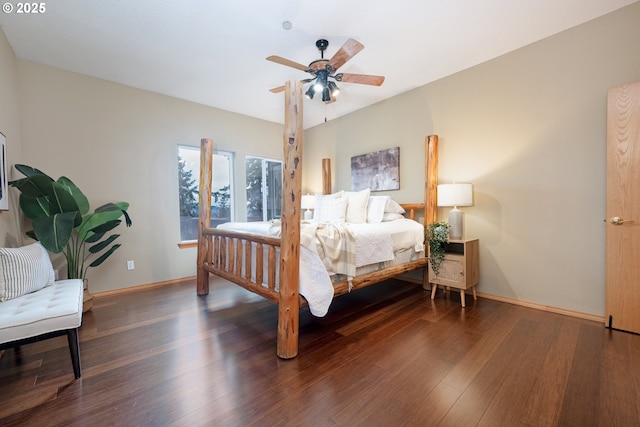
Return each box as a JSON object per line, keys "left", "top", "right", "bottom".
{"left": 266, "top": 38, "right": 385, "bottom": 103}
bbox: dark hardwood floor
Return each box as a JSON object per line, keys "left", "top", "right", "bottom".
{"left": 1, "top": 277, "right": 639, "bottom": 426}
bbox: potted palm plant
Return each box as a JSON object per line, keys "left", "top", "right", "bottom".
{"left": 426, "top": 221, "right": 450, "bottom": 276}
{"left": 9, "top": 164, "right": 132, "bottom": 311}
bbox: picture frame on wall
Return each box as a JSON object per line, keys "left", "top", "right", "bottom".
{"left": 350, "top": 146, "right": 400, "bottom": 192}
{"left": 0, "top": 132, "right": 8, "bottom": 210}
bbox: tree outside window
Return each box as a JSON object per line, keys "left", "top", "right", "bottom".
{"left": 246, "top": 156, "right": 282, "bottom": 222}
{"left": 178, "top": 145, "right": 234, "bottom": 241}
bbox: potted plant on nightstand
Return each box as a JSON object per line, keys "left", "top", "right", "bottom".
{"left": 426, "top": 221, "right": 450, "bottom": 276}
{"left": 9, "top": 164, "right": 132, "bottom": 312}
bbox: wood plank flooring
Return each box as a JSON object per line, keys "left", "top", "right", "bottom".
{"left": 1, "top": 277, "right": 639, "bottom": 426}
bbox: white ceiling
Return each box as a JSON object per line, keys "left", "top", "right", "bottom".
{"left": 1, "top": 0, "right": 637, "bottom": 129}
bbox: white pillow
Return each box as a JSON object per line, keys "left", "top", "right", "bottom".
{"left": 0, "top": 242, "right": 55, "bottom": 301}
{"left": 367, "top": 196, "right": 389, "bottom": 223}
{"left": 382, "top": 212, "right": 405, "bottom": 222}
{"left": 343, "top": 189, "right": 370, "bottom": 223}
{"left": 385, "top": 199, "right": 406, "bottom": 214}
{"left": 313, "top": 194, "right": 348, "bottom": 223}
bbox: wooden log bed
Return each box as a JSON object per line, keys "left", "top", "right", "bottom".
{"left": 196, "top": 80, "right": 439, "bottom": 359}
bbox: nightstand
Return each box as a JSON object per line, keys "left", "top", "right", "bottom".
{"left": 429, "top": 238, "right": 479, "bottom": 307}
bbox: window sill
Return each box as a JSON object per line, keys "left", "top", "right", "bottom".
{"left": 178, "top": 240, "right": 197, "bottom": 249}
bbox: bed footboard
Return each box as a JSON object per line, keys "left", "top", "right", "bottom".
{"left": 202, "top": 228, "right": 281, "bottom": 303}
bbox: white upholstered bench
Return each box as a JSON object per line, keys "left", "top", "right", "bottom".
{"left": 0, "top": 279, "right": 84, "bottom": 378}
{"left": 0, "top": 243, "right": 84, "bottom": 379}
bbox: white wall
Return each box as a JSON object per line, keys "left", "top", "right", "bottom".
{"left": 304, "top": 2, "right": 640, "bottom": 316}
{"left": 16, "top": 61, "right": 284, "bottom": 293}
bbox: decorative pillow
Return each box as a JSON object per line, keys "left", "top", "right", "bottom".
{"left": 313, "top": 194, "right": 348, "bottom": 223}
{"left": 367, "top": 195, "right": 389, "bottom": 223}
{"left": 0, "top": 242, "right": 55, "bottom": 301}
{"left": 385, "top": 198, "right": 406, "bottom": 214}
{"left": 343, "top": 189, "right": 370, "bottom": 223}
{"left": 382, "top": 212, "right": 405, "bottom": 222}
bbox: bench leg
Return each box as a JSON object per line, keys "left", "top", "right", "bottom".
{"left": 66, "top": 328, "right": 81, "bottom": 379}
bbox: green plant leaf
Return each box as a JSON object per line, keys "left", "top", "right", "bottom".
{"left": 19, "top": 193, "right": 51, "bottom": 220}
{"left": 47, "top": 181, "right": 80, "bottom": 215}
{"left": 77, "top": 206, "right": 127, "bottom": 239}
{"left": 96, "top": 202, "right": 132, "bottom": 226}
{"left": 78, "top": 216, "right": 121, "bottom": 241}
{"left": 10, "top": 174, "right": 54, "bottom": 198}
{"left": 88, "top": 234, "right": 120, "bottom": 254}
{"left": 32, "top": 211, "right": 77, "bottom": 253}
{"left": 88, "top": 244, "right": 121, "bottom": 268}
{"left": 13, "top": 164, "right": 46, "bottom": 177}
{"left": 84, "top": 230, "right": 105, "bottom": 243}
{"left": 57, "top": 176, "right": 90, "bottom": 215}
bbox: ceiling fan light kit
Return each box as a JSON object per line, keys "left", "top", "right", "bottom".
{"left": 267, "top": 38, "right": 385, "bottom": 104}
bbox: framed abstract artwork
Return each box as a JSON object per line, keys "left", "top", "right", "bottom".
{"left": 0, "top": 133, "right": 7, "bottom": 210}
{"left": 350, "top": 146, "right": 400, "bottom": 192}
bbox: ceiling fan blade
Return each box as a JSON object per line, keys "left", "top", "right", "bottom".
{"left": 269, "top": 78, "right": 315, "bottom": 94}
{"left": 266, "top": 55, "right": 310, "bottom": 72}
{"left": 328, "top": 38, "right": 364, "bottom": 71}
{"left": 338, "top": 73, "right": 385, "bottom": 86}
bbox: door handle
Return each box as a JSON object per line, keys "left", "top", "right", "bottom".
{"left": 610, "top": 216, "right": 634, "bottom": 225}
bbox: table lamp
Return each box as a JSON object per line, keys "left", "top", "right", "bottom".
{"left": 437, "top": 183, "right": 473, "bottom": 240}
{"left": 301, "top": 194, "right": 314, "bottom": 220}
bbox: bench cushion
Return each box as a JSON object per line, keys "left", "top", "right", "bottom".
{"left": 0, "top": 242, "right": 55, "bottom": 301}
{"left": 0, "top": 279, "right": 83, "bottom": 343}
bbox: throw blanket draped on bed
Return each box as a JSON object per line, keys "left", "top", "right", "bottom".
{"left": 270, "top": 221, "right": 357, "bottom": 316}
{"left": 300, "top": 222, "right": 357, "bottom": 278}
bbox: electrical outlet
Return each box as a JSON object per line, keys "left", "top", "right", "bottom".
{"left": 127, "top": 260, "right": 135, "bottom": 270}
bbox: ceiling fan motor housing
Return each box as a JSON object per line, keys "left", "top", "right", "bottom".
{"left": 315, "top": 39, "right": 329, "bottom": 56}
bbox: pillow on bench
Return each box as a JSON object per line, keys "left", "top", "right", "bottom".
{"left": 0, "top": 242, "right": 55, "bottom": 301}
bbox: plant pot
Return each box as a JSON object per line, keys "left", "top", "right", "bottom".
{"left": 82, "top": 278, "right": 94, "bottom": 313}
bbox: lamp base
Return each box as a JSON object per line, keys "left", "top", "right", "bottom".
{"left": 448, "top": 207, "right": 464, "bottom": 240}
{"left": 304, "top": 209, "right": 313, "bottom": 220}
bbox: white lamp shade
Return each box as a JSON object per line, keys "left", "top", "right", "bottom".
{"left": 301, "top": 194, "right": 315, "bottom": 210}
{"left": 437, "top": 183, "right": 473, "bottom": 207}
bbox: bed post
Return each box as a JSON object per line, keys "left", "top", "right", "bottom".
{"left": 425, "top": 134, "right": 438, "bottom": 225}
{"left": 278, "top": 80, "right": 303, "bottom": 359}
{"left": 424, "top": 134, "right": 438, "bottom": 290}
{"left": 322, "top": 158, "right": 332, "bottom": 195}
{"left": 197, "top": 138, "right": 214, "bottom": 295}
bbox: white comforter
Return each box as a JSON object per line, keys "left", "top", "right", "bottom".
{"left": 216, "top": 219, "right": 424, "bottom": 317}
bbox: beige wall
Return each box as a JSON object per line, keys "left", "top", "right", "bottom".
{"left": 0, "top": 29, "right": 23, "bottom": 248}
{"left": 16, "top": 61, "right": 283, "bottom": 293}
{"left": 304, "top": 2, "right": 640, "bottom": 316}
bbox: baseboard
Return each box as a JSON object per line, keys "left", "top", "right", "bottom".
{"left": 91, "top": 277, "right": 604, "bottom": 324}
{"left": 93, "top": 276, "right": 196, "bottom": 298}
{"left": 476, "top": 291, "right": 604, "bottom": 323}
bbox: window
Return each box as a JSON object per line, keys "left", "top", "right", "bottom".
{"left": 246, "top": 156, "right": 282, "bottom": 222}
{"left": 178, "top": 145, "right": 234, "bottom": 241}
